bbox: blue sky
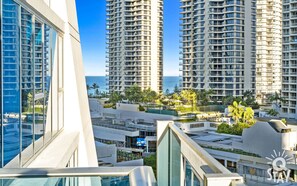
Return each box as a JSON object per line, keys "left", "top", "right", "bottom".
{"left": 76, "top": 0, "right": 180, "bottom": 76}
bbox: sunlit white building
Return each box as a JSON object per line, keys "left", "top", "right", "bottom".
{"left": 282, "top": 0, "right": 297, "bottom": 119}
{"left": 256, "top": 0, "right": 282, "bottom": 104}
{"left": 180, "top": 0, "right": 256, "bottom": 101}
{"left": 106, "top": 0, "right": 163, "bottom": 93}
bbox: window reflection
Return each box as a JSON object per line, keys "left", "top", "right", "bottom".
{"left": 51, "top": 30, "right": 58, "bottom": 135}
{"left": 21, "top": 7, "right": 34, "bottom": 165}
{"left": 34, "top": 20, "right": 44, "bottom": 153}
{"left": 1, "top": 0, "right": 64, "bottom": 167}
{"left": 44, "top": 24, "right": 52, "bottom": 144}
{"left": 2, "top": 0, "right": 21, "bottom": 167}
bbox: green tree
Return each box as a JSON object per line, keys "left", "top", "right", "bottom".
{"left": 144, "top": 154, "right": 156, "bottom": 176}
{"left": 243, "top": 107, "right": 255, "bottom": 125}
{"left": 26, "top": 92, "right": 33, "bottom": 112}
{"left": 86, "top": 84, "right": 90, "bottom": 92}
{"left": 242, "top": 90, "right": 260, "bottom": 108}
{"left": 142, "top": 88, "right": 158, "bottom": 103}
{"left": 222, "top": 96, "right": 234, "bottom": 106}
{"left": 91, "top": 83, "right": 99, "bottom": 90}
{"left": 181, "top": 89, "right": 197, "bottom": 111}
{"left": 281, "top": 118, "right": 287, "bottom": 125}
{"left": 172, "top": 93, "right": 181, "bottom": 100}
{"left": 196, "top": 89, "right": 214, "bottom": 106}
{"left": 109, "top": 92, "right": 122, "bottom": 104}
{"left": 124, "top": 84, "right": 142, "bottom": 103}
{"left": 91, "top": 83, "right": 99, "bottom": 97}
{"left": 228, "top": 101, "right": 244, "bottom": 123}
{"left": 165, "top": 89, "right": 170, "bottom": 95}
{"left": 268, "top": 92, "right": 285, "bottom": 106}
{"left": 268, "top": 109, "right": 279, "bottom": 116}
{"left": 95, "top": 89, "right": 100, "bottom": 96}
{"left": 174, "top": 84, "right": 180, "bottom": 93}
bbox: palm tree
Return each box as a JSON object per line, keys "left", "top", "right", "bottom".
{"left": 268, "top": 92, "right": 285, "bottom": 106}
{"left": 91, "top": 83, "right": 99, "bottom": 90}
{"left": 222, "top": 96, "right": 234, "bottom": 106}
{"left": 243, "top": 90, "right": 253, "bottom": 100}
{"left": 242, "top": 90, "right": 257, "bottom": 106}
{"left": 174, "top": 84, "right": 180, "bottom": 93}
{"left": 86, "top": 84, "right": 91, "bottom": 96}
{"left": 205, "top": 89, "right": 214, "bottom": 103}
{"left": 196, "top": 89, "right": 214, "bottom": 106}
{"left": 228, "top": 101, "right": 244, "bottom": 124}
{"left": 91, "top": 83, "right": 100, "bottom": 96}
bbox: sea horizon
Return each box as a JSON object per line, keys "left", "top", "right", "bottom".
{"left": 85, "top": 76, "right": 180, "bottom": 93}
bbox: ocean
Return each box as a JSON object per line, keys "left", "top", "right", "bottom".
{"left": 85, "top": 76, "right": 180, "bottom": 93}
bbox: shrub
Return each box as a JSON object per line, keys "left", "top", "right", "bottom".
{"left": 268, "top": 109, "right": 278, "bottom": 116}
{"left": 139, "top": 105, "right": 145, "bottom": 111}
{"left": 281, "top": 118, "right": 287, "bottom": 125}
{"left": 251, "top": 103, "right": 260, "bottom": 109}
{"left": 175, "top": 106, "right": 195, "bottom": 113}
{"left": 217, "top": 123, "right": 231, "bottom": 134}
{"left": 103, "top": 103, "right": 114, "bottom": 108}
{"left": 217, "top": 122, "right": 251, "bottom": 136}
{"left": 144, "top": 154, "right": 156, "bottom": 176}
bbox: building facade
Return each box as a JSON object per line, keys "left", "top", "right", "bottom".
{"left": 180, "top": 0, "right": 256, "bottom": 101}
{"left": 0, "top": 0, "right": 97, "bottom": 167}
{"left": 256, "top": 0, "right": 282, "bottom": 104}
{"left": 106, "top": 0, "right": 163, "bottom": 93}
{"left": 282, "top": 1, "right": 297, "bottom": 119}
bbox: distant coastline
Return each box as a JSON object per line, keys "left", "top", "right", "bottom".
{"left": 85, "top": 76, "right": 180, "bottom": 93}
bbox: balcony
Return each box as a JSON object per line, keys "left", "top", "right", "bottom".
{"left": 157, "top": 121, "right": 243, "bottom": 186}
{"left": 0, "top": 167, "right": 156, "bottom": 186}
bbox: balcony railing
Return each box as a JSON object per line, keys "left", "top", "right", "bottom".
{"left": 157, "top": 121, "right": 243, "bottom": 186}
{"left": 0, "top": 167, "right": 156, "bottom": 186}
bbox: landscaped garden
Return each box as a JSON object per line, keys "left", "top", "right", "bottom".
{"left": 217, "top": 101, "right": 256, "bottom": 135}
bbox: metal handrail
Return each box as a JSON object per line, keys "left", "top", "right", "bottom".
{"left": 0, "top": 166, "right": 157, "bottom": 186}
{"left": 0, "top": 166, "right": 149, "bottom": 178}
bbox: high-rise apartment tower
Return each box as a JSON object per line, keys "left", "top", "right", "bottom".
{"left": 180, "top": 0, "right": 256, "bottom": 101}
{"left": 256, "top": 0, "right": 282, "bottom": 104}
{"left": 282, "top": 1, "right": 297, "bottom": 119}
{"left": 106, "top": 0, "right": 163, "bottom": 93}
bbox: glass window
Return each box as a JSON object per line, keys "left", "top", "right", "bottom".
{"left": 34, "top": 20, "right": 44, "bottom": 153}
{"left": 58, "top": 35, "right": 64, "bottom": 130}
{"left": 44, "top": 24, "right": 52, "bottom": 144}
{"left": 21, "top": 7, "right": 34, "bottom": 166}
{"left": 2, "top": 0, "right": 21, "bottom": 167}
{"left": 1, "top": 0, "right": 64, "bottom": 167}
{"left": 51, "top": 30, "right": 58, "bottom": 136}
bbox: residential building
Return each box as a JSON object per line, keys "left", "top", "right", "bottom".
{"left": 282, "top": 1, "right": 297, "bottom": 119}
{"left": 180, "top": 0, "right": 256, "bottom": 101}
{"left": 256, "top": 0, "right": 282, "bottom": 104}
{"left": 106, "top": 0, "right": 163, "bottom": 93}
